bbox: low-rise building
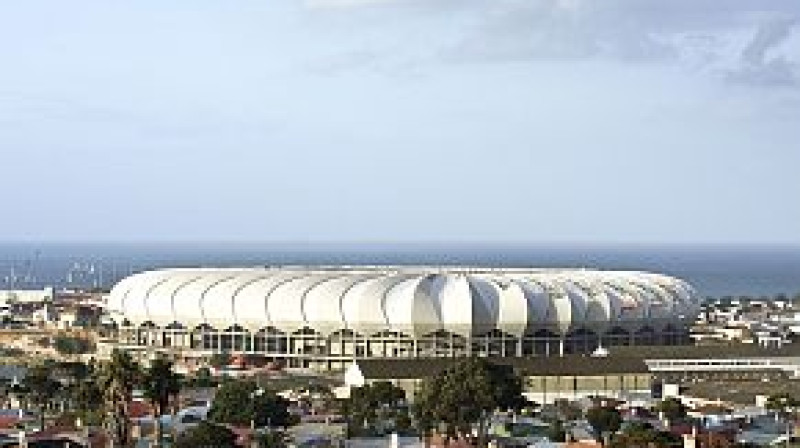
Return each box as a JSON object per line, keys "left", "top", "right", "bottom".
{"left": 344, "top": 357, "right": 652, "bottom": 404}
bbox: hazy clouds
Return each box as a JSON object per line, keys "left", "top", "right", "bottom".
{"left": 0, "top": 1, "right": 798, "bottom": 244}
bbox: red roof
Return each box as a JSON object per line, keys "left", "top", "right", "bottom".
{"left": 0, "top": 416, "right": 24, "bottom": 429}
{"left": 128, "top": 400, "right": 153, "bottom": 419}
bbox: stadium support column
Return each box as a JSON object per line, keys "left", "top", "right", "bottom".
{"left": 559, "top": 338, "right": 565, "bottom": 357}
{"left": 516, "top": 336, "right": 523, "bottom": 357}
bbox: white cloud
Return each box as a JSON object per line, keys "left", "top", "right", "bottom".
{"left": 726, "top": 17, "right": 799, "bottom": 86}
{"left": 301, "top": 0, "right": 800, "bottom": 88}
{"left": 303, "top": 0, "right": 407, "bottom": 9}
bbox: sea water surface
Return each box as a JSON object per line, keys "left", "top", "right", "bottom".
{"left": 0, "top": 242, "right": 799, "bottom": 299}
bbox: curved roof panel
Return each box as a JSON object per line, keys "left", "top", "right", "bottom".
{"left": 110, "top": 266, "right": 698, "bottom": 335}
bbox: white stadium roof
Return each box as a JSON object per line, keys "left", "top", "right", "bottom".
{"left": 108, "top": 266, "right": 699, "bottom": 337}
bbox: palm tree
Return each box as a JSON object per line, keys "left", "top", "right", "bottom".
{"left": 98, "top": 349, "right": 141, "bottom": 447}
{"left": 22, "top": 364, "right": 62, "bottom": 430}
{"left": 142, "top": 355, "right": 181, "bottom": 447}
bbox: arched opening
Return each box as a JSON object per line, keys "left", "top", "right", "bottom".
{"left": 193, "top": 324, "right": 220, "bottom": 351}
{"left": 634, "top": 326, "right": 656, "bottom": 346}
{"left": 254, "top": 326, "right": 288, "bottom": 355}
{"left": 531, "top": 329, "right": 560, "bottom": 356}
{"left": 220, "top": 324, "right": 250, "bottom": 352}
{"left": 471, "top": 329, "right": 517, "bottom": 357}
{"left": 291, "top": 327, "right": 325, "bottom": 358}
{"left": 419, "top": 330, "right": 467, "bottom": 358}
{"left": 662, "top": 324, "right": 683, "bottom": 345}
{"left": 564, "top": 328, "right": 599, "bottom": 354}
{"left": 328, "top": 328, "right": 365, "bottom": 358}
{"left": 162, "top": 321, "right": 186, "bottom": 349}
{"left": 369, "top": 330, "right": 415, "bottom": 358}
{"left": 604, "top": 327, "right": 631, "bottom": 347}
{"left": 138, "top": 321, "right": 158, "bottom": 347}
{"left": 165, "top": 321, "right": 185, "bottom": 330}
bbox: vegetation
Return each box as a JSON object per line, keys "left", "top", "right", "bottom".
{"left": 209, "top": 379, "right": 293, "bottom": 428}
{"left": 654, "top": 397, "right": 688, "bottom": 423}
{"left": 552, "top": 398, "right": 583, "bottom": 421}
{"left": 72, "top": 376, "right": 104, "bottom": 425}
{"left": 142, "top": 355, "right": 181, "bottom": 446}
{"left": 545, "top": 419, "right": 567, "bottom": 443}
{"left": 209, "top": 352, "right": 232, "bottom": 369}
{"left": 254, "top": 430, "right": 291, "bottom": 448}
{"left": 344, "top": 381, "right": 408, "bottom": 437}
{"left": 586, "top": 404, "right": 622, "bottom": 445}
{"left": 184, "top": 366, "right": 218, "bottom": 388}
{"left": 765, "top": 392, "right": 800, "bottom": 429}
{"left": 174, "top": 421, "right": 238, "bottom": 448}
{"left": 609, "top": 421, "right": 681, "bottom": 448}
{"left": 21, "top": 364, "right": 62, "bottom": 430}
{"left": 414, "top": 358, "right": 525, "bottom": 445}
{"left": 53, "top": 335, "right": 95, "bottom": 356}
{"left": 98, "top": 349, "right": 141, "bottom": 447}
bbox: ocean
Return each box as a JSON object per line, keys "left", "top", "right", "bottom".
{"left": 0, "top": 242, "right": 799, "bottom": 299}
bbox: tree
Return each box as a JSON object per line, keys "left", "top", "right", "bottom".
{"left": 546, "top": 420, "right": 567, "bottom": 443}
{"left": 22, "top": 365, "right": 62, "bottom": 430}
{"left": 765, "top": 393, "right": 799, "bottom": 441}
{"left": 142, "top": 355, "right": 181, "bottom": 446}
{"left": 209, "top": 380, "right": 292, "bottom": 428}
{"left": 765, "top": 393, "right": 800, "bottom": 417}
{"left": 344, "top": 381, "right": 407, "bottom": 437}
{"left": 254, "top": 430, "right": 291, "bottom": 448}
{"left": 610, "top": 421, "right": 681, "bottom": 448}
{"left": 415, "top": 358, "right": 525, "bottom": 445}
{"left": 54, "top": 335, "right": 95, "bottom": 356}
{"left": 73, "top": 378, "right": 104, "bottom": 425}
{"left": 553, "top": 398, "right": 583, "bottom": 422}
{"left": 586, "top": 405, "right": 622, "bottom": 445}
{"left": 655, "top": 397, "right": 688, "bottom": 423}
{"left": 185, "top": 367, "right": 217, "bottom": 388}
{"left": 98, "top": 349, "right": 141, "bottom": 447}
{"left": 209, "top": 352, "right": 232, "bottom": 369}
{"left": 174, "top": 421, "right": 237, "bottom": 448}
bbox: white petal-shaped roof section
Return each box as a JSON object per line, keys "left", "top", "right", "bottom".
{"left": 560, "top": 282, "right": 590, "bottom": 332}
{"left": 428, "top": 274, "right": 474, "bottom": 337}
{"left": 171, "top": 271, "right": 237, "bottom": 328}
{"left": 123, "top": 270, "right": 174, "bottom": 325}
{"left": 517, "top": 280, "right": 551, "bottom": 325}
{"left": 110, "top": 267, "right": 699, "bottom": 334}
{"left": 203, "top": 272, "right": 268, "bottom": 329}
{"left": 234, "top": 273, "right": 302, "bottom": 331}
{"left": 581, "top": 287, "right": 614, "bottom": 331}
{"left": 342, "top": 276, "right": 405, "bottom": 334}
{"left": 111, "top": 272, "right": 140, "bottom": 323}
{"left": 304, "top": 275, "right": 371, "bottom": 335}
{"left": 384, "top": 276, "right": 441, "bottom": 337}
{"left": 145, "top": 271, "right": 205, "bottom": 326}
{"left": 495, "top": 280, "right": 529, "bottom": 336}
{"left": 466, "top": 277, "right": 501, "bottom": 335}
{"left": 268, "top": 275, "right": 335, "bottom": 333}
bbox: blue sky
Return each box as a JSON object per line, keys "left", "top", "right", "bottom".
{"left": 1, "top": 0, "right": 799, "bottom": 244}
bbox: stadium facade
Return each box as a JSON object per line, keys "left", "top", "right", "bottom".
{"left": 107, "top": 267, "right": 699, "bottom": 369}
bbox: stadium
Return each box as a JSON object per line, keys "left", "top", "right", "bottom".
{"left": 107, "top": 267, "right": 700, "bottom": 370}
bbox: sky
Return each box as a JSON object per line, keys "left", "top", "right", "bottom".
{"left": 0, "top": 0, "right": 799, "bottom": 245}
